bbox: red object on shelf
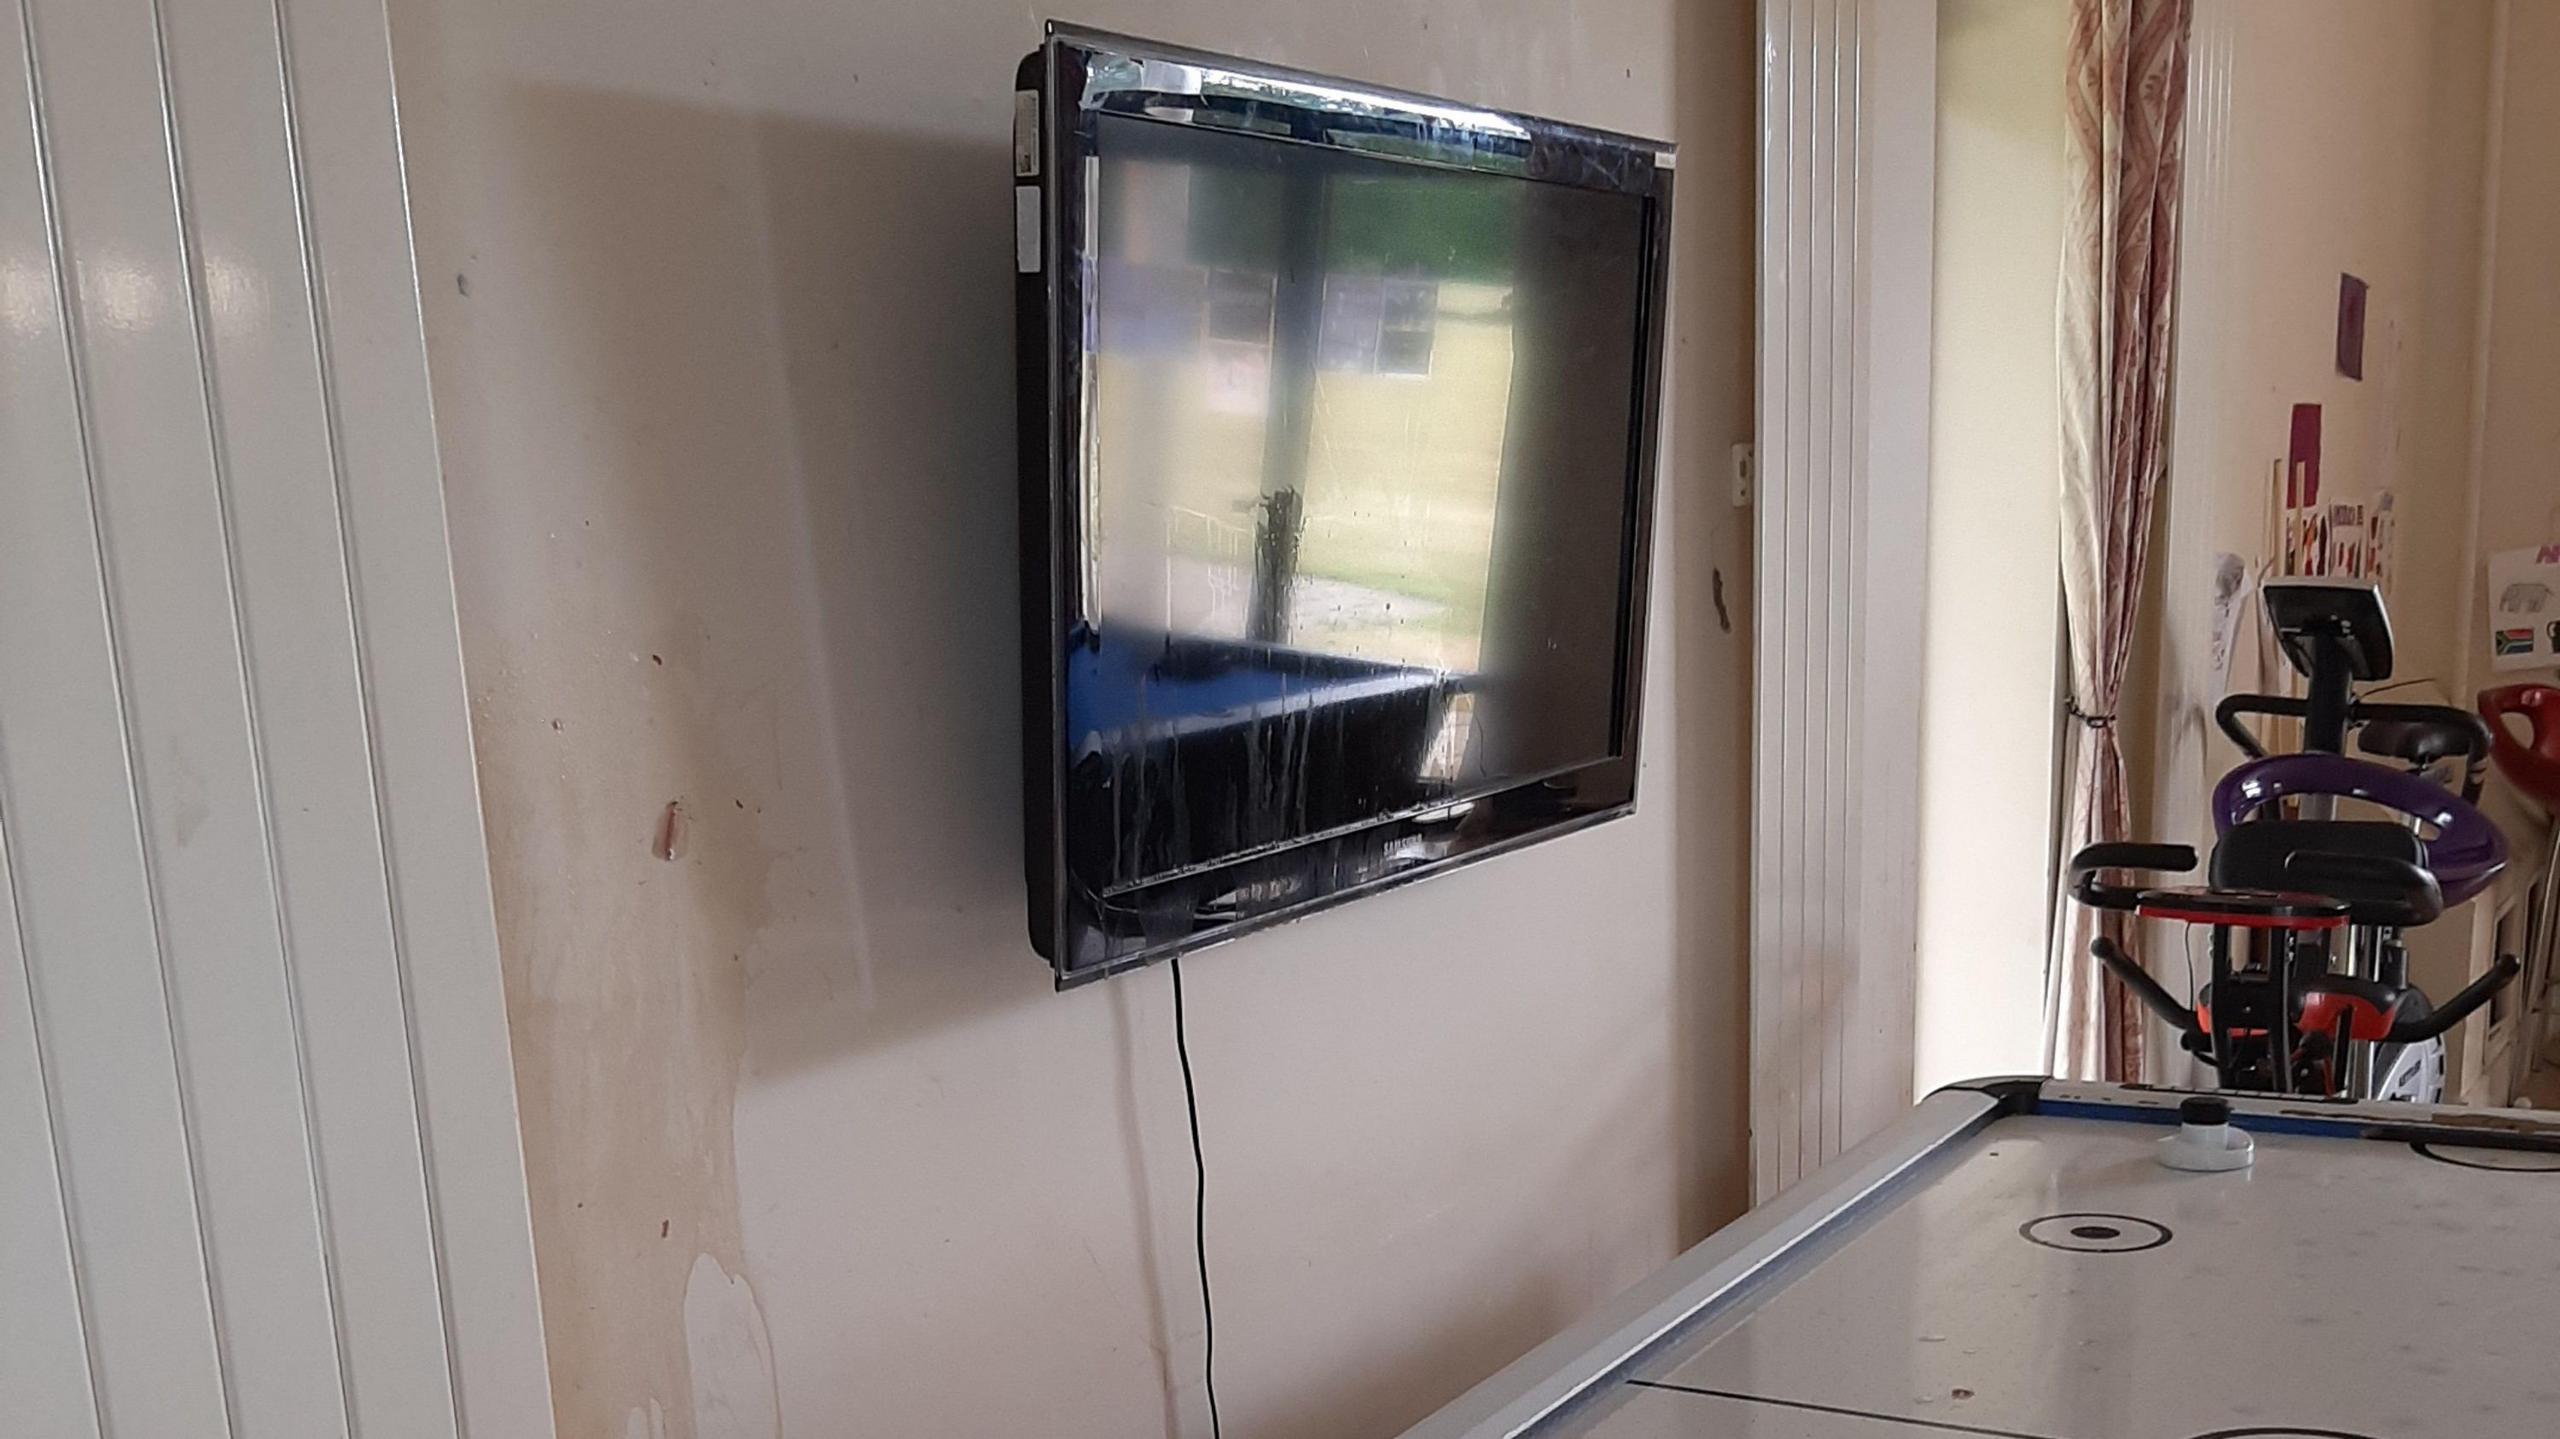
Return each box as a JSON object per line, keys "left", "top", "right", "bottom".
{"left": 2479, "top": 684, "right": 2560, "bottom": 813}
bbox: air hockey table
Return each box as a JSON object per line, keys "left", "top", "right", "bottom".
{"left": 1399, "top": 1079, "right": 2560, "bottom": 1439}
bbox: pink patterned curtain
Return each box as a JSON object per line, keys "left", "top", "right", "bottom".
{"left": 2047, "top": 0, "right": 2192, "bottom": 1082}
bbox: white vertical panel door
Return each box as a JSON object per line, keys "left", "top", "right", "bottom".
{"left": 0, "top": 0, "right": 554, "bottom": 1434}
{"left": 1750, "top": 0, "right": 1935, "bottom": 1204}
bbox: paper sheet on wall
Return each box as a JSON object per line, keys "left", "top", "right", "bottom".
{"left": 2208, "top": 552, "right": 2252, "bottom": 692}
{"left": 2326, "top": 502, "right": 2367, "bottom": 579}
{"left": 2368, "top": 490, "right": 2398, "bottom": 597}
{"left": 2486, "top": 544, "right": 2560, "bottom": 672}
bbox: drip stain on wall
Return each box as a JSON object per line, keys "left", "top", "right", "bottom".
{"left": 467, "top": 620, "right": 783, "bottom": 1436}
{"left": 683, "top": 1253, "right": 782, "bottom": 1439}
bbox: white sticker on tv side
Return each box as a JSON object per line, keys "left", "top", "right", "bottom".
{"left": 1013, "top": 89, "right": 1040, "bottom": 177}
{"left": 1014, "top": 185, "right": 1040, "bottom": 274}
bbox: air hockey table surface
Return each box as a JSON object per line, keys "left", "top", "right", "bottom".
{"left": 1399, "top": 1079, "right": 2560, "bottom": 1439}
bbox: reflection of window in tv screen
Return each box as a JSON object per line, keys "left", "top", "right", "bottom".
{"left": 1080, "top": 111, "right": 1648, "bottom": 860}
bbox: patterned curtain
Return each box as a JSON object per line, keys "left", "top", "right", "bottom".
{"left": 2046, "top": 0, "right": 2193, "bottom": 1082}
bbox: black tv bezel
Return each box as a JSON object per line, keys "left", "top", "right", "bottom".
{"left": 1016, "top": 22, "right": 1676, "bottom": 988}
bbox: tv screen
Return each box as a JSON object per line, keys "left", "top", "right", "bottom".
{"left": 1017, "top": 26, "right": 1674, "bottom": 984}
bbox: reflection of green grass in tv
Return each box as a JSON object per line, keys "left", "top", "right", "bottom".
{"left": 1289, "top": 304, "right": 1510, "bottom": 668}
{"left": 1088, "top": 295, "right": 1514, "bottom": 671}
{"left": 1289, "top": 619, "right": 1480, "bottom": 674}
{"left": 1295, "top": 552, "right": 1486, "bottom": 620}
{"left": 1290, "top": 530, "right": 1489, "bottom": 625}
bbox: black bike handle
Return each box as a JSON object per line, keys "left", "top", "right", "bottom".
{"left": 2216, "top": 694, "right": 2492, "bottom": 801}
{"left": 2282, "top": 850, "right": 2444, "bottom": 928}
{"left": 2385, "top": 956, "right": 2522, "bottom": 1044}
{"left": 2354, "top": 702, "right": 2494, "bottom": 802}
{"left": 2216, "top": 694, "right": 2292, "bottom": 759}
{"left": 2069, "top": 843, "right": 2199, "bottom": 913}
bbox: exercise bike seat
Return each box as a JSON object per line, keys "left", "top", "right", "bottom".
{"left": 2357, "top": 717, "right": 2473, "bottom": 770}
{"left": 2210, "top": 820, "right": 2441, "bottom": 928}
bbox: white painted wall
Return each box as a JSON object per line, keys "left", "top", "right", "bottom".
{"left": 2470, "top": 0, "right": 2560, "bottom": 693}
{"left": 2446, "top": 3, "right": 2560, "bottom": 1101}
{"left": 382, "top": 2, "right": 1759, "bottom": 1435}
{"left": 1912, "top": 0, "right": 2068, "bottom": 1094}
{"left": 2163, "top": 0, "right": 2490, "bottom": 687}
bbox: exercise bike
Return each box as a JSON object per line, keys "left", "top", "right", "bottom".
{"left": 2073, "top": 755, "right": 2514, "bottom": 1099}
{"left": 2070, "top": 580, "right": 2515, "bottom": 1101}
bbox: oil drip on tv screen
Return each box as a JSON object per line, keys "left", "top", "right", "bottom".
{"left": 1018, "top": 27, "right": 1674, "bottom": 983}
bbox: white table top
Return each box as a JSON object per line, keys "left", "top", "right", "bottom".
{"left": 1552, "top": 1110, "right": 2560, "bottom": 1438}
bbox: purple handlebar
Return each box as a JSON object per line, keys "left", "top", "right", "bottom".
{"left": 2212, "top": 753, "right": 2508, "bottom": 907}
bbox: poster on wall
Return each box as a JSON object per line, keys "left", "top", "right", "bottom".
{"left": 2486, "top": 544, "right": 2560, "bottom": 672}
{"left": 2367, "top": 489, "right": 2398, "bottom": 595}
{"left": 2285, "top": 403, "right": 2323, "bottom": 575}
{"left": 2337, "top": 273, "right": 2369, "bottom": 381}
{"left": 2327, "top": 501, "right": 2367, "bottom": 578}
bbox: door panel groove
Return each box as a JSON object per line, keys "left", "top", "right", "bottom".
{"left": 0, "top": 772, "right": 108, "bottom": 1436}
{"left": 145, "top": 0, "right": 363, "bottom": 1427}
{"left": 266, "top": 0, "right": 470, "bottom": 1425}
{"left": 4, "top": 0, "right": 549, "bottom": 1429}
{"left": 1, "top": 10, "right": 114, "bottom": 1433}
{"left": 14, "top": 2, "right": 238, "bottom": 1429}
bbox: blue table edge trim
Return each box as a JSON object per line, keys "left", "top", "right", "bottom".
{"left": 1957, "top": 1076, "right": 2560, "bottom": 1154}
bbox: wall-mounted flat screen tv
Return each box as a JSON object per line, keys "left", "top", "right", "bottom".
{"left": 1015, "top": 24, "right": 1674, "bottom": 985}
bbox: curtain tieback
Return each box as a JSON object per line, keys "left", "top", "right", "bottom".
{"left": 2065, "top": 698, "right": 2117, "bottom": 729}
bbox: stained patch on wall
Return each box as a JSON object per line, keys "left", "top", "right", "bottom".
{"left": 684, "top": 1254, "right": 780, "bottom": 1439}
